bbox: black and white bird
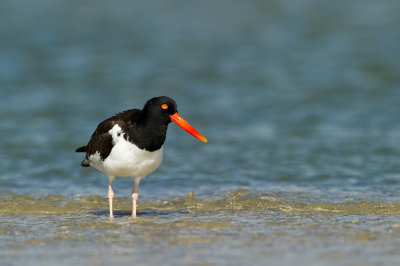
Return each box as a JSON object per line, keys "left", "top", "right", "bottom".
{"left": 75, "top": 96, "right": 207, "bottom": 218}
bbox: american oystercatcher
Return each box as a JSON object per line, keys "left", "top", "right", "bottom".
{"left": 75, "top": 96, "right": 207, "bottom": 218}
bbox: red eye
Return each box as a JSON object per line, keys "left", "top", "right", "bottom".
{"left": 161, "top": 104, "right": 168, "bottom": 110}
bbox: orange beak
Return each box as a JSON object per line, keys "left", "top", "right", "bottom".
{"left": 170, "top": 112, "right": 207, "bottom": 143}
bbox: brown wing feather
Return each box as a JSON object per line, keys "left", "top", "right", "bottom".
{"left": 77, "top": 109, "right": 141, "bottom": 167}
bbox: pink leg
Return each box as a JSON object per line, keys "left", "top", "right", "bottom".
{"left": 131, "top": 182, "right": 139, "bottom": 218}
{"left": 108, "top": 184, "right": 114, "bottom": 218}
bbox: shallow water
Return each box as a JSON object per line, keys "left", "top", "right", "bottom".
{"left": 1, "top": 0, "right": 400, "bottom": 265}
{"left": 2, "top": 191, "right": 400, "bottom": 265}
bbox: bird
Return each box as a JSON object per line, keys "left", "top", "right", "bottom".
{"left": 75, "top": 96, "right": 207, "bottom": 218}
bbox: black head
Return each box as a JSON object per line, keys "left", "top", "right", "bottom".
{"left": 142, "top": 96, "right": 178, "bottom": 125}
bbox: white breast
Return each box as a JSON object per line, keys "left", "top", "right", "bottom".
{"left": 89, "top": 124, "right": 163, "bottom": 178}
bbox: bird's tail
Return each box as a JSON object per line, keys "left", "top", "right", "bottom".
{"left": 75, "top": 146, "right": 87, "bottom": 152}
{"left": 75, "top": 146, "right": 90, "bottom": 167}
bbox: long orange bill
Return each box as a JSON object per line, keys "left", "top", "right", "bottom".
{"left": 170, "top": 112, "right": 208, "bottom": 143}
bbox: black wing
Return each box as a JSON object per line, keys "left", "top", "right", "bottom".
{"left": 76, "top": 109, "right": 141, "bottom": 166}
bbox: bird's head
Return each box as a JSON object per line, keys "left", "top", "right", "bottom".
{"left": 143, "top": 96, "right": 207, "bottom": 143}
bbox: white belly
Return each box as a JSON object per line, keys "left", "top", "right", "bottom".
{"left": 89, "top": 125, "right": 163, "bottom": 178}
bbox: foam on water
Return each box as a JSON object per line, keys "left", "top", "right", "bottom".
{"left": 2, "top": 190, "right": 400, "bottom": 216}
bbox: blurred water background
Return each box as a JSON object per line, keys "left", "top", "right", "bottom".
{"left": 1, "top": 0, "right": 400, "bottom": 265}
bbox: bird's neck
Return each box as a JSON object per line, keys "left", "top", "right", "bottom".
{"left": 125, "top": 115, "right": 169, "bottom": 152}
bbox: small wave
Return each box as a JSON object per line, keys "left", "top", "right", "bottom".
{"left": 1, "top": 189, "right": 400, "bottom": 216}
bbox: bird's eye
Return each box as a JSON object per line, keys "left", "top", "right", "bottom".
{"left": 161, "top": 104, "right": 168, "bottom": 110}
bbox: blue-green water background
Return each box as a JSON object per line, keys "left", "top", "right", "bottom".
{"left": 1, "top": 0, "right": 400, "bottom": 265}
